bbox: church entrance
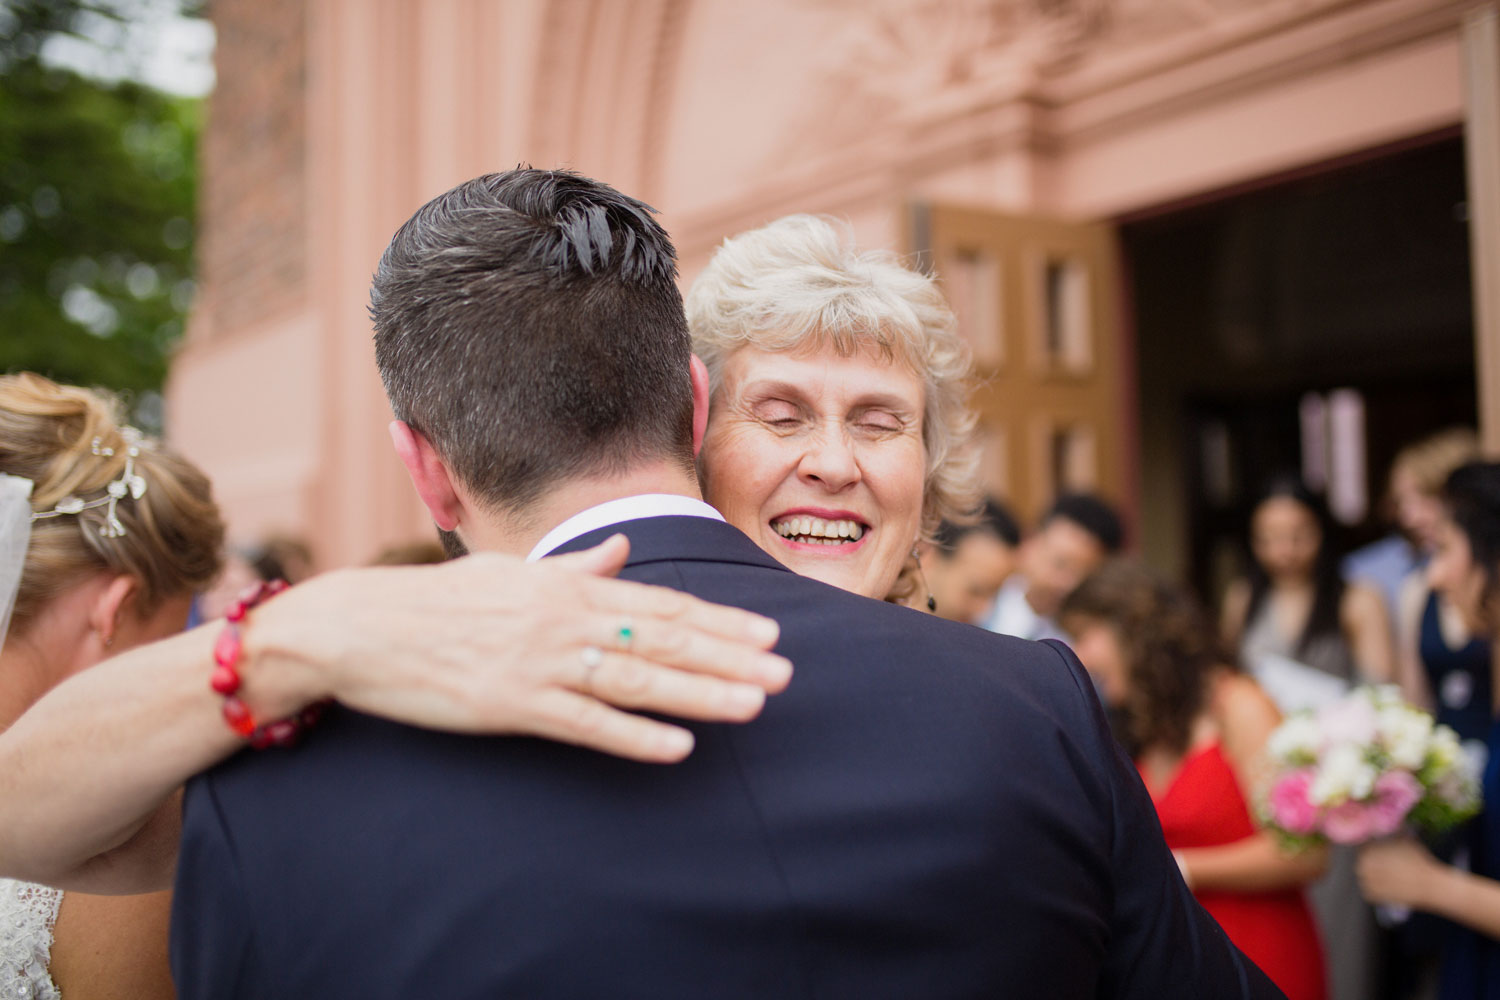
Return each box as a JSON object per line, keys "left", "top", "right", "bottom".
{"left": 1121, "top": 132, "right": 1477, "bottom": 603}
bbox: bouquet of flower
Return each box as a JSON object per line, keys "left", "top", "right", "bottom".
{"left": 1261, "top": 685, "right": 1481, "bottom": 848}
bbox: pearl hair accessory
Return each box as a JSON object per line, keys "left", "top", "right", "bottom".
{"left": 29, "top": 427, "right": 149, "bottom": 538}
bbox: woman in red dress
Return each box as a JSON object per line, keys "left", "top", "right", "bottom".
{"left": 1061, "top": 560, "right": 1329, "bottom": 1000}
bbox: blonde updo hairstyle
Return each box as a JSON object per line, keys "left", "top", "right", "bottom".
{"left": 1, "top": 373, "right": 224, "bottom": 642}
{"left": 687, "top": 214, "right": 981, "bottom": 555}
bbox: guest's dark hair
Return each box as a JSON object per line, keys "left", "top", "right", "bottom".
{"left": 1060, "top": 560, "right": 1229, "bottom": 756}
{"left": 370, "top": 169, "right": 694, "bottom": 512}
{"left": 1243, "top": 477, "right": 1345, "bottom": 658}
{"left": 933, "top": 497, "right": 1020, "bottom": 555}
{"left": 1444, "top": 461, "right": 1500, "bottom": 625}
{"left": 1041, "top": 493, "right": 1124, "bottom": 553}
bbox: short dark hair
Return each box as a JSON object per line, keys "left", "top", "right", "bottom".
{"left": 1042, "top": 493, "right": 1124, "bottom": 553}
{"left": 933, "top": 497, "right": 1020, "bottom": 555}
{"left": 371, "top": 169, "right": 694, "bottom": 513}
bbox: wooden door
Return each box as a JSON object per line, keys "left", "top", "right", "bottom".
{"left": 909, "top": 203, "right": 1134, "bottom": 528}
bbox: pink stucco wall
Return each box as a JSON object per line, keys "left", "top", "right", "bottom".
{"left": 167, "top": 0, "right": 1473, "bottom": 569}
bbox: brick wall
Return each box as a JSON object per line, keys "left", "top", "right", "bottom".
{"left": 198, "top": 0, "right": 307, "bottom": 337}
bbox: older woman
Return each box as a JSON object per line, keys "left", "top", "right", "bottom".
{"left": 689, "top": 213, "right": 978, "bottom": 604}
{"left": 1359, "top": 461, "right": 1500, "bottom": 999}
{"left": 0, "top": 216, "right": 972, "bottom": 918}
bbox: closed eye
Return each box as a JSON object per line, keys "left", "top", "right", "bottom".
{"left": 751, "top": 398, "right": 803, "bottom": 426}
{"left": 855, "top": 410, "right": 905, "bottom": 433}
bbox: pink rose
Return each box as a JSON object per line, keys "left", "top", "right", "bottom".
{"left": 1322, "top": 800, "right": 1376, "bottom": 844}
{"left": 1269, "top": 770, "right": 1320, "bottom": 835}
{"left": 1367, "top": 770, "right": 1424, "bottom": 837}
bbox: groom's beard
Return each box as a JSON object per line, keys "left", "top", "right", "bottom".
{"left": 439, "top": 528, "right": 468, "bottom": 560}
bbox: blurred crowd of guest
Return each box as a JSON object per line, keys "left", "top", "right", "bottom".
{"left": 920, "top": 425, "right": 1496, "bottom": 1000}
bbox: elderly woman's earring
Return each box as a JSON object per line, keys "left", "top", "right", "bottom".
{"left": 912, "top": 546, "right": 937, "bottom": 613}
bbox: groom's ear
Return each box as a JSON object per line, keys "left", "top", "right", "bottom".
{"left": 690, "top": 354, "right": 710, "bottom": 457}
{"left": 389, "top": 421, "right": 464, "bottom": 532}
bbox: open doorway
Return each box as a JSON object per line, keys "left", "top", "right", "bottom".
{"left": 1122, "top": 133, "right": 1476, "bottom": 607}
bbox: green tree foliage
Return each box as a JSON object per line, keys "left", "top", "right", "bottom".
{"left": 0, "top": 0, "right": 201, "bottom": 412}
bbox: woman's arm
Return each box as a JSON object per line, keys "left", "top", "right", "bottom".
{"left": 1177, "top": 834, "right": 1329, "bottom": 893}
{"left": 1177, "top": 673, "right": 1329, "bottom": 893}
{"left": 1359, "top": 838, "right": 1500, "bottom": 939}
{"left": 1342, "top": 582, "right": 1397, "bottom": 684}
{"left": 1393, "top": 574, "right": 1436, "bottom": 710}
{"left": 0, "top": 537, "right": 791, "bottom": 893}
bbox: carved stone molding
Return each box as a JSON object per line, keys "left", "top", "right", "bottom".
{"left": 672, "top": 0, "right": 1466, "bottom": 254}
{"left": 793, "top": 0, "right": 1338, "bottom": 151}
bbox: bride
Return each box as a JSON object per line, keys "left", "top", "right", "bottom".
{"left": 0, "top": 214, "right": 974, "bottom": 993}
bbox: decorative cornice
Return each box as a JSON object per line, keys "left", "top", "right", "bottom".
{"left": 671, "top": 0, "right": 1468, "bottom": 253}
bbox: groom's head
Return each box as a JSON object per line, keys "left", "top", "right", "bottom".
{"left": 371, "top": 170, "right": 695, "bottom": 518}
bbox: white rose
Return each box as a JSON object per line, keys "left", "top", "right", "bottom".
{"left": 1268, "top": 716, "right": 1322, "bottom": 763}
{"left": 1381, "top": 708, "right": 1433, "bottom": 770}
{"left": 1311, "top": 744, "right": 1367, "bottom": 806}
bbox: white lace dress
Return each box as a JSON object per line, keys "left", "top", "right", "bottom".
{"left": 0, "top": 878, "right": 61, "bottom": 999}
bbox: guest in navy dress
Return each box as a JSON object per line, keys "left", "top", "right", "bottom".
{"left": 1358, "top": 461, "right": 1500, "bottom": 1000}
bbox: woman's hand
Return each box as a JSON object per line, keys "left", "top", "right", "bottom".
{"left": 1356, "top": 837, "right": 1445, "bottom": 909}
{"left": 243, "top": 534, "right": 792, "bottom": 763}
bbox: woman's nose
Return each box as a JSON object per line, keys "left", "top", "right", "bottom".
{"left": 797, "top": 426, "right": 861, "bottom": 492}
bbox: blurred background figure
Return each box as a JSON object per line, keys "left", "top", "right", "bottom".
{"left": 1360, "top": 428, "right": 1489, "bottom": 1000}
{"left": 1358, "top": 461, "right": 1500, "bottom": 1000}
{"left": 918, "top": 497, "right": 1018, "bottom": 624}
{"left": 189, "top": 533, "right": 316, "bottom": 625}
{"left": 1061, "top": 560, "right": 1327, "bottom": 1000}
{"left": 246, "top": 533, "right": 315, "bottom": 584}
{"left": 1221, "top": 476, "right": 1394, "bottom": 1000}
{"left": 1384, "top": 430, "right": 1492, "bottom": 739}
{"left": 368, "top": 538, "right": 447, "bottom": 566}
{"left": 1345, "top": 429, "right": 1475, "bottom": 613}
{"left": 981, "top": 493, "right": 1122, "bottom": 641}
{"left": 190, "top": 546, "right": 259, "bottom": 623}
{"left": 1223, "top": 477, "right": 1395, "bottom": 705}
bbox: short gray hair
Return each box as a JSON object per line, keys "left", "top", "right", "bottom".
{"left": 687, "top": 214, "right": 980, "bottom": 544}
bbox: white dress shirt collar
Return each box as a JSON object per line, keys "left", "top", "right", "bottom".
{"left": 525, "top": 494, "right": 725, "bottom": 562}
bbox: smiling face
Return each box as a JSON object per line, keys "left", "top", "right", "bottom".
{"left": 700, "top": 345, "right": 928, "bottom": 600}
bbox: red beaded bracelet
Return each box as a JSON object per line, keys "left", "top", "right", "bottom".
{"left": 211, "top": 579, "right": 327, "bottom": 749}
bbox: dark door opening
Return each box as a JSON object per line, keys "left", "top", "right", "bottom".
{"left": 1122, "top": 134, "right": 1476, "bottom": 607}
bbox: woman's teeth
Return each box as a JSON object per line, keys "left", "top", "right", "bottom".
{"left": 772, "top": 516, "right": 864, "bottom": 544}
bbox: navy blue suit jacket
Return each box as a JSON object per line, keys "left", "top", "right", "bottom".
{"left": 172, "top": 515, "right": 1285, "bottom": 999}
